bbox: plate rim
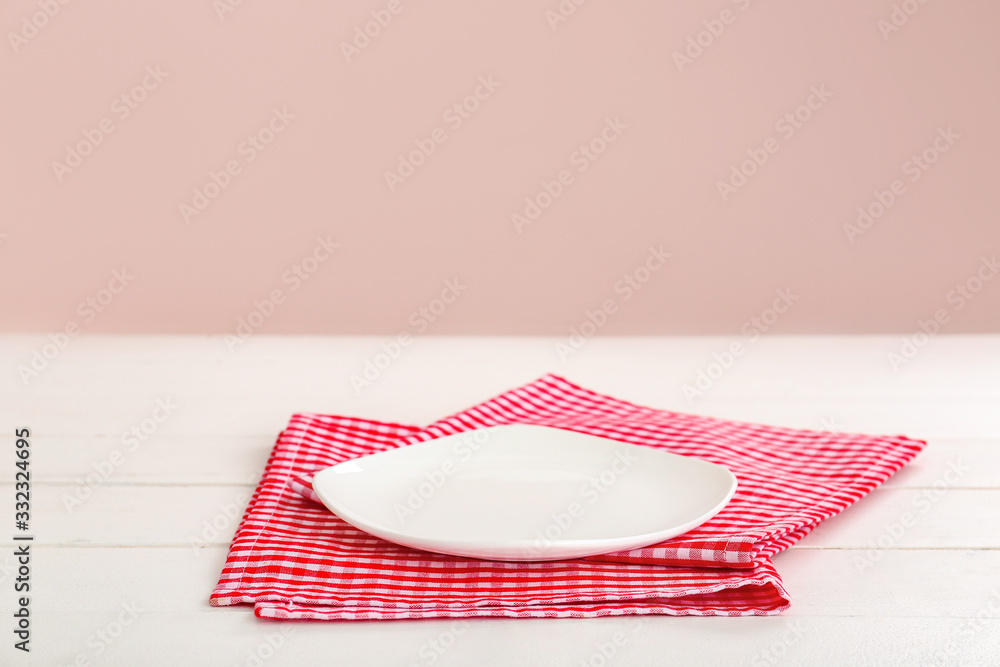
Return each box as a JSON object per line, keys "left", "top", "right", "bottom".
{"left": 312, "top": 424, "right": 738, "bottom": 560}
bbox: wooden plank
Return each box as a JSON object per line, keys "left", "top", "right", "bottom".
{"left": 4, "top": 611, "right": 996, "bottom": 667}
{"left": 4, "top": 334, "right": 999, "bottom": 400}
{"left": 797, "top": 487, "right": 1000, "bottom": 550}
{"left": 2, "top": 334, "right": 997, "bottom": 665}
{"left": 15, "top": 436, "right": 1000, "bottom": 489}
{"left": 0, "top": 485, "right": 256, "bottom": 548}
{"left": 5, "top": 387, "right": 1000, "bottom": 439}
{"left": 26, "top": 436, "right": 274, "bottom": 485}
{"left": 1, "top": 547, "right": 998, "bottom": 666}
{"left": 2, "top": 547, "right": 997, "bottom": 667}
{"left": 7, "top": 546, "right": 998, "bottom": 618}
{"left": 881, "top": 439, "right": 1000, "bottom": 489}
{"left": 5, "top": 335, "right": 1000, "bottom": 438}
{"left": 1, "top": 484, "right": 997, "bottom": 550}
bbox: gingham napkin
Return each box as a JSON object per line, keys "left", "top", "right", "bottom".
{"left": 211, "top": 375, "right": 924, "bottom": 619}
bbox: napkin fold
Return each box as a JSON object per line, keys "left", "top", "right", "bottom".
{"left": 211, "top": 374, "right": 924, "bottom": 619}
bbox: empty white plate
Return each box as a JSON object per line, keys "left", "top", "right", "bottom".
{"left": 312, "top": 424, "right": 737, "bottom": 561}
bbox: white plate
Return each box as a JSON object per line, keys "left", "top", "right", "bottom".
{"left": 312, "top": 424, "right": 737, "bottom": 561}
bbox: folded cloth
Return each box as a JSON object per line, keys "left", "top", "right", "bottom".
{"left": 211, "top": 374, "right": 924, "bottom": 619}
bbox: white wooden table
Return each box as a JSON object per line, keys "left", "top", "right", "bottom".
{"left": 2, "top": 335, "right": 998, "bottom": 666}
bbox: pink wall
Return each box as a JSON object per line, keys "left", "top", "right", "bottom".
{"left": 3, "top": 0, "right": 998, "bottom": 335}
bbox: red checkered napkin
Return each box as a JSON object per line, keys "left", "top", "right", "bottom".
{"left": 211, "top": 375, "right": 924, "bottom": 619}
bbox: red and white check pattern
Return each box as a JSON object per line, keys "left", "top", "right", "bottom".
{"left": 211, "top": 375, "right": 924, "bottom": 619}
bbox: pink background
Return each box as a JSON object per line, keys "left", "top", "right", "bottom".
{"left": 2, "top": 0, "right": 998, "bottom": 335}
